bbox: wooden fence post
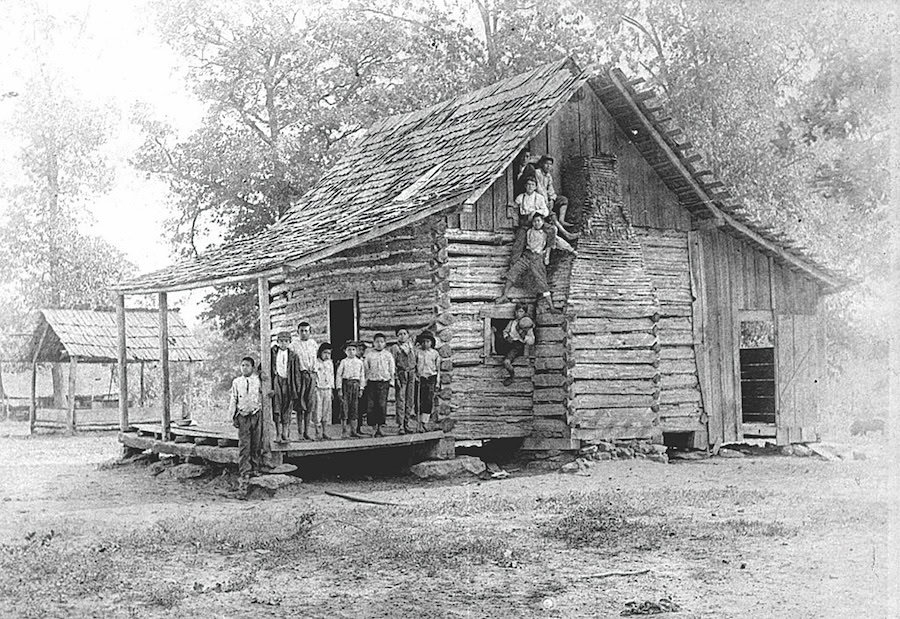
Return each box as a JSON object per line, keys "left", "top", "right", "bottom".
{"left": 158, "top": 292, "right": 171, "bottom": 440}
{"left": 117, "top": 294, "right": 129, "bottom": 432}
{"left": 67, "top": 356, "right": 78, "bottom": 433}
{"left": 29, "top": 322, "right": 50, "bottom": 435}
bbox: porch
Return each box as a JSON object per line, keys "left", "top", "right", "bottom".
{"left": 120, "top": 422, "right": 451, "bottom": 465}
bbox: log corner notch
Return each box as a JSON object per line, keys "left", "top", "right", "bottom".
{"left": 116, "top": 293, "right": 129, "bottom": 433}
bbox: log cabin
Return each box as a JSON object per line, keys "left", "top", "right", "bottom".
{"left": 113, "top": 58, "right": 846, "bottom": 462}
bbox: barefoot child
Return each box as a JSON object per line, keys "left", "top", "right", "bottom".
{"left": 416, "top": 331, "right": 440, "bottom": 431}
{"left": 230, "top": 356, "right": 262, "bottom": 479}
{"left": 336, "top": 341, "right": 366, "bottom": 438}
{"left": 270, "top": 332, "right": 299, "bottom": 443}
{"left": 502, "top": 307, "right": 535, "bottom": 386}
{"left": 390, "top": 327, "right": 417, "bottom": 434}
{"left": 291, "top": 321, "right": 318, "bottom": 440}
{"left": 313, "top": 343, "right": 334, "bottom": 440}
{"left": 364, "top": 333, "right": 395, "bottom": 438}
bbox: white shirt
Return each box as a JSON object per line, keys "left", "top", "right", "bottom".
{"left": 534, "top": 168, "right": 556, "bottom": 202}
{"left": 526, "top": 228, "right": 547, "bottom": 254}
{"left": 275, "top": 348, "right": 289, "bottom": 378}
{"left": 364, "top": 348, "right": 396, "bottom": 382}
{"left": 337, "top": 357, "right": 366, "bottom": 391}
{"left": 292, "top": 338, "right": 318, "bottom": 371}
{"left": 230, "top": 375, "right": 261, "bottom": 416}
{"left": 417, "top": 348, "right": 441, "bottom": 378}
{"left": 515, "top": 192, "right": 549, "bottom": 218}
{"left": 314, "top": 358, "right": 335, "bottom": 389}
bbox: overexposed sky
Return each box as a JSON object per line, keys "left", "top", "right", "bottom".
{"left": 0, "top": 0, "right": 207, "bottom": 318}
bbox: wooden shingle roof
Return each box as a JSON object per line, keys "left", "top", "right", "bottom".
{"left": 115, "top": 59, "right": 846, "bottom": 293}
{"left": 116, "top": 59, "right": 588, "bottom": 293}
{"left": 22, "top": 309, "right": 204, "bottom": 363}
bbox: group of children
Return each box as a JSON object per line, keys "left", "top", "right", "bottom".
{"left": 497, "top": 149, "right": 579, "bottom": 312}
{"left": 230, "top": 323, "right": 442, "bottom": 478}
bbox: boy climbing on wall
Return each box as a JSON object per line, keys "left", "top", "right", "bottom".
{"left": 496, "top": 212, "right": 560, "bottom": 312}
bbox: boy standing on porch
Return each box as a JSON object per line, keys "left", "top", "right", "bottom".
{"left": 336, "top": 341, "right": 366, "bottom": 437}
{"left": 271, "top": 331, "right": 299, "bottom": 443}
{"left": 231, "top": 356, "right": 262, "bottom": 479}
{"left": 391, "top": 327, "right": 417, "bottom": 434}
{"left": 313, "top": 343, "right": 334, "bottom": 440}
{"left": 364, "top": 333, "right": 395, "bottom": 438}
{"left": 292, "top": 321, "right": 318, "bottom": 440}
{"left": 416, "top": 331, "right": 440, "bottom": 431}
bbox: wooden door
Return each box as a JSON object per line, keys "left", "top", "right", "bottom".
{"left": 774, "top": 314, "right": 820, "bottom": 444}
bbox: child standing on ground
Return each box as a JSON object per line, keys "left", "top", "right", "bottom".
{"left": 390, "top": 327, "right": 417, "bottom": 435}
{"left": 230, "top": 356, "right": 262, "bottom": 479}
{"left": 313, "top": 342, "right": 334, "bottom": 440}
{"left": 336, "top": 342, "right": 366, "bottom": 438}
{"left": 416, "top": 331, "right": 440, "bottom": 432}
{"left": 364, "top": 333, "right": 395, "bottom": 438}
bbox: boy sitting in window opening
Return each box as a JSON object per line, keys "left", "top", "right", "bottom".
{"left": 501, "top": 305, "right": 536, "bottom": 386}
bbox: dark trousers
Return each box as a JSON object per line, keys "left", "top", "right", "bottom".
{"left": 419, "top": 375, "right": 437, "bottom": 416}
{"left": 506, "top": 250, "right": 549, "bottom": 294}
{"left": 272, "top": 374, "right": 292, "bottom": 426}
{"left": 366, "top": 380, "right": 390, "bottom": 426}
{"left": 236, "top": 411, "right": 261, "bottom": 477}
{"left": 395, "top": 369, "right": 416, "bottom": 428}
{"left": 341, "top": 379, "right": 360, "bottom": 425}
{"left": 295, "top": 370, "right": 315, "bottom": 429}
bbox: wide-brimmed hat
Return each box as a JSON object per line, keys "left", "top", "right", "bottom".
{"left": 416, "top": 331, "right": 436, "bottom": 346}
{"left": 537, "top": 155, "right": 554, "bottom": 166}
{"left": 276, "top": 331, "right": 292, "bottom": 342}
{"left": 518, "top": 317, "right": 534, "bottom": 329}
{"left": 343, "top": 340, "right": 362, "bottom": 351}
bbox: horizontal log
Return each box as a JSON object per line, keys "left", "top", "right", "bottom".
{"left": 573, "top": 407, "right": 656, "bottom": 427}
{"left": 659, "top": 348, "right": 696, "bottom": 361}
{"left": 657, "top": 331, "right": 695, "bottom": 346}
{"left": 659, "top": 388, "right": 702, "bottom": 404}
{"left": 448, "top": 243, "right": 512, "bottom": 257}
{"left": 574, "top": 393, "right": 656, "bottom": 409}
{"left": 534, "top": 343, "right": 566, "bottom": 357}
{"left": 572, "top": 317, "right": 655, "bottom": 334}
{"left": 534, "top": 357, "right": 566, "bottom": 371}
{"left": 658, "top": 403, "right": 702, "bottom": 418}
{"left": 657, "top": 317, "right": 692, "bottom": 331}
{"left": 573, "top": 363, "right": 659, "bottom": 380}
{"left": 533, "top": 403, "right": 567, "bottom": 418}
{"left": 449, "top": 421, "right": 531, "bottom": 439}
{"left": 574, "top": 379, "right": 657, "bottom": 395}
{"left": 532, "top": 418, "right": 568, "bottom": 437}
{"left": 535, "top": 327, "right": 566, "bottom": 343}
{"left": 573, "top": 349, "right": 658, "bottom": 364}
{"left": 660, "top": 373, "right": 698, "bottom": 389}
{"left": 533, "top": 387, "right": 567, "bottom": 403}
{"left": 452, "top": 394, "right": 532, "bottom": 408}
{"left": 446, "top": 229, "right": 514, "bottom": 244}
{"left": 533, "top": 373, "right": 567, "bottom": 388}
{"left": 572, "top": 426, "right": 656, "bottom": 441}
{"left": 575, "top": 332, "right": 657, "bottom": 349}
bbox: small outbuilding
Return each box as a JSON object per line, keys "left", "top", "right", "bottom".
{"left": 18, "top": 308, "right": 204, "bottom": 432}
{"left": 112, "top": 58, "right": 847, "bottom": 462}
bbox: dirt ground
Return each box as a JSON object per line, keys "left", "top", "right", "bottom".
{"left": 0, "top": 425, "right": 894, "bottom": 619}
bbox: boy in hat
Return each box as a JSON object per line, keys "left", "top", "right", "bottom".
{"left": 364, "top": 333, "right": 395, "bottom": 438}
{"left": 416, "top": 331, "right": 441, "bottom": 431}
{"left": 496, "top": 212, "right": 560, "bottom": 312}
{"left": 313, "top": 342, "right": 334, "bottom": 440}
{"left": 336, "top": 341, "right": 366, "bottom": 438}
{"left": 534, "top": 155, "right": 557, "bottom": 207}
{"left": 230, "top": 356, "right": 262, "bottom": 479}
{"left": 501, "top": 305, "right": 536, "bottom": 386}
{"left": 270, "top": 331, "right": 300, "bottom": 443}
{"left": 291, "top": 321, "right": 318, "bottom": 440}
{"left": 391, "top": 327, "right": 417, "bottom": 434}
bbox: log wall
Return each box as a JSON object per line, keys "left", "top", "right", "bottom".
{"left": 444, "top": 225, "right": 574, "bottom": 439}
{"left": 634, "top": 228, "right": 705, "bottom": 441}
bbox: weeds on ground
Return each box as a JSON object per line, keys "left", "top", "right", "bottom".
{"left": 117, "top": 509, "right": 315, "bottom": 554}
{"left": 539, "top": 498, "right": 673, "bottom": 553}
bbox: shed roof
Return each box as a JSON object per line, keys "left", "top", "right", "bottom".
{"left": 20, "top": 309, "right": 204, "bottom": 364}
{"left": 115, "top": 59, "right": 847, "bottom": 293}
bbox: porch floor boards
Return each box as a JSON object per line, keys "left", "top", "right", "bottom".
{"left": 122, "top": 422, "right": 445, "bottom": 462}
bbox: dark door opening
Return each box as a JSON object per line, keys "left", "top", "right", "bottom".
{"left": 328, "top": 298, "right": 357, "bottom": 423}
{"left": 739, "top": 320, "right": 776, "bottom": 425}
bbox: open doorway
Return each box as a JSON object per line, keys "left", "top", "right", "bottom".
{"left": 328, "top": 297, "right": 357, "bottom": 423}
{"left": 739, "top": 318, "right": 776, "bottom": 427}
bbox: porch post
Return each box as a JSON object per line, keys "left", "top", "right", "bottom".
{"left": 117, "top": 294, "right": 129, "bottom": 431}
{"left": 29, "top": 322, "right": 50, "bottom": 435}
{"left": 67, "top": 356, "right": 78, "bottom": 433}
{"left": 257, "top": 276, "right": 280, "bottom": 466}
{"left": 158, "top": 292, "right": 171, "bottom": 440}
